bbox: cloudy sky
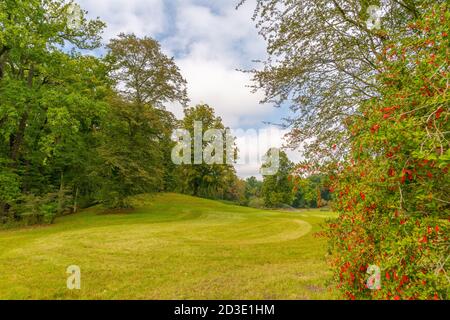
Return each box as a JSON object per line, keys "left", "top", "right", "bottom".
{"left": 77, "top": 0, "right": 301, "bottom": 178}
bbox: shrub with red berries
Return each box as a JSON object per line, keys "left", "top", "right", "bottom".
{"left": 324, "top": 4, "right": 449, "bottom": 300}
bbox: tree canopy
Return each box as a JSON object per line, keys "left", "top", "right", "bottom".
{"left": 176, "top": 104, "right": 240, "bottom": 200}
{"left": 106, "top": 33, "right": 189, "bottom": 108}
{"left": 240, "top": 0, "right": 446, "bottom": 160}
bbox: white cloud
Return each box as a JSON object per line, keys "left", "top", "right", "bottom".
{"left": 162, "top": 1, "right": 266, "bottom": 64}
{"left": 78, "top": 0, "right": 166, "bottom": 41}
{"left": 173, "top": 57, "right": 271, "bottom": 127}
{"left": 161, "top": 0, "right": 271, "bottom": 128}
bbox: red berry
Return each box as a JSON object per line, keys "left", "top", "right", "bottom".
{"left": 371, "top": 124, "right": 380, "bottom": 133}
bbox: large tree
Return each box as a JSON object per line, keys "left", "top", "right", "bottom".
{"left": 106, "top": 33, "right": 189, "bottom": 108}
{"left": 240, "top": 0, "right": 444, "bottom": 160}
{"left": 101, "top": 33, "right": 185, "bottom": 206}
{"left": 176, "top": 104, "right": 238, "bottom": 199}
{"left": 261, "top": 149, "right": 294, "bottom": 207}
{"left": 245, "top": 176, "right": 263, "bottom": 199}
{"left": 93, "top": 96, "right": 175, "bottom": 208}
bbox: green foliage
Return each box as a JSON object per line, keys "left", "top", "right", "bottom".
{"left": 245, "top": 176, "right": 263, "bottom": 199}
{"left": 261, "top": 149, "right": 294, "bottom": 208}
{"left": 247, "top": 197, "right": 265, "bottom": 209}
{"left": 12, "top": 191, "right": 71, "bottom": 225}
{"left": 0, "top": 164, "right": 20, "bottom": 222}
{"left": 177, "top": 104, "right": 239, "bottom": 200}
{"left": 223, "top": 176, "right": 247, "bottom": 205}
{"left": 0, "top": 1, "right": 184, "bottom": 220}
{"left": 245, "top": 0, "right": 449, "bottom": 300}
{"left": 292, "top": 174, "right": 332, "bottom": 208}
{"left": 0, "top": 0, "right": 107, "bottom": 222}
{"left": 94, "top": 97, "right": 174, "bottom": 208}
{"left": 106, "top": 33, "right": 188, "bottom": 107}
{"left": 0, "top": 172, "right": 20, "bottom": 203}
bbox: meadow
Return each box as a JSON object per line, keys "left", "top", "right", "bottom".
{"left": 0, "top": 193, "right": 337, "bottom": 300}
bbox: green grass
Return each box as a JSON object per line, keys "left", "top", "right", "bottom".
{"left": 0, "top": 193, "right": 338, "bottom": 300}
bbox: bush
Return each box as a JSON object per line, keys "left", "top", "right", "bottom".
{"left": 0, "top": 168, "right": 21, "bottom": 223}
{"left": 11, "top": 191, "right": 71, "bottom": 226}
{"left": 248, "top": 197, "right": 265, "bottom": 209}
{"left": 325, "top": 5, "right": 449, "bottom": 300}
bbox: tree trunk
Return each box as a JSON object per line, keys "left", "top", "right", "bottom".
{"left": 317, "top": 186, "right": 322, "bottom": 208}
{"left": 0, "top": 202, "right": 5, "bottom": 222}
{"left": 9, "top": 65, "right": 34, "bottom": 164}
{"left": 0, "top": 203, "right": 11, "bottom": 223}
{"left": 73, "top": 187, "right": 79, "bottom": 213}
{"left": 58, "top": 171, "right": 64, "bottom": 214}
{"left": 10, "top": 112, "right": 29, "bottom": 162}
{"left": 0, "top": 45, "right": 10, "bottom": 80}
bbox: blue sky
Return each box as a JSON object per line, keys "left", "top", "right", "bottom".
{"left": 77, "top": 0, "right": 300, "bottom": 177}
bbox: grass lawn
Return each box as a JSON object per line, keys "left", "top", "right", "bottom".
{"left": 0, "top": 193, "right": 338, "bottom": 300}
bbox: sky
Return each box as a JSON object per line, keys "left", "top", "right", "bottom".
{"left": 77, "top": 0, "right": 302, "bottom": 178}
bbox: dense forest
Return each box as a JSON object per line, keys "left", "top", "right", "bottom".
{"left": 0, "top": 2, "right": 186, "bottom": 223}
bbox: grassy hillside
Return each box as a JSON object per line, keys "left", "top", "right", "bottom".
{"left": 0, "top": 193, "right": 337, "bottom": 300}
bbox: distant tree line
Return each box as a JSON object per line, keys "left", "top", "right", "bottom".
{"left": 235, "top": 150, "right": 332, "bottom": 209}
